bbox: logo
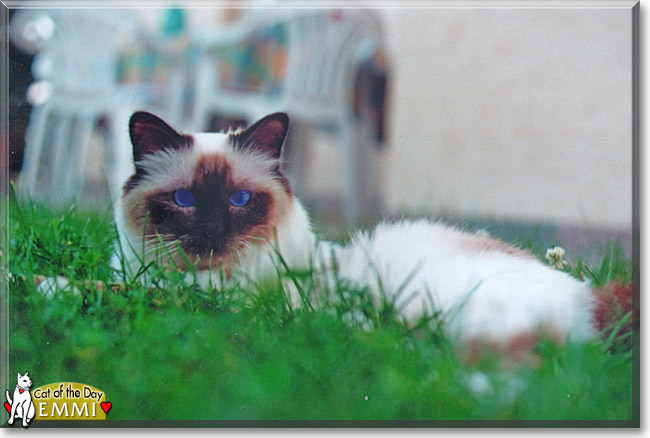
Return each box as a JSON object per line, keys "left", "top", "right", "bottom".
{"left": 5, "top": 372, "right": 112, "bottom": 426}
{"left": 5, "top": 372, "right": 35, "bottom": 427}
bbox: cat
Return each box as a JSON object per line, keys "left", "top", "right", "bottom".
{"left": 112, "top": 111, "right": 598, "bottom": 349}
{"left": 6, "top": 372, "right": 36, "bottom": 427}
{"left": 112, "top": 112, "right": 317, "bottom": 288}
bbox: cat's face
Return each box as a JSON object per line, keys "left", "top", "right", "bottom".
{"left": 119, "top": 112, "right": 294, "bottom": 271}
{"left": 17, "top": 372, "right": 32, "bottom": 388}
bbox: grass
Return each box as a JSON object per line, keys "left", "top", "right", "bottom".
{"left": 4, "top": 195, "right": 637, "bottom": 424}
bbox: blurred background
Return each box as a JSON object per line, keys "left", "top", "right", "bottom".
{"left": 6, "top": 5, "right": 633, "bottom": 257}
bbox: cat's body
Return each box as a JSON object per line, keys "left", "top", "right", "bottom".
{"left": 337, "top": 220, "right": 595, "bottom": 343}
{"left": 113, "top": 111, "right": 597, "bottom": 346}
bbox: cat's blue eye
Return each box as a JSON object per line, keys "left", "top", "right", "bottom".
{"left": 174, "top": 188, "right": 196, "bottom": 207}
{"left": 230, "top": 190, "right": 251, "bottom": 207}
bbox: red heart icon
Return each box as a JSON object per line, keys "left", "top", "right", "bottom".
{"left": 4, "top": 401, "right": 10, "bottom": 413}
{"left": 19, "top": 389, "right": 24, "bottom": 394}
{"left": 100, "top": 401, "right": 112, "bottom": 414}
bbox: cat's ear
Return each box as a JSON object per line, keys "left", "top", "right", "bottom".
{"left": 234, "top": 113, "right": 289, "bottom": 160}
{"left": 129, "top": 112, "right": 192, "bottom": 164}
{"left": 17, "top": 372, "right": 21, "bottom": 379}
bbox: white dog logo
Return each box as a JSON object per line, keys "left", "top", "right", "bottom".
{"left": 5, "top": 372, "right": 36, "bottom": 427}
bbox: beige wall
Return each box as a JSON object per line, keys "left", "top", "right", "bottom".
{"left": 376, "top": 7, "right": 632, "bottom": 230}
{"left": 137, "top": 6, "right": 633, "bottom": 231}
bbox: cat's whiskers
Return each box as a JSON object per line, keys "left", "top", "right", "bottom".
{"left": 141, "top": 236, "right": 184, "bottom": 259}
{"left": 140, "top": 233, "right": 177, "bottom": 241}
{"left": 229, "top": 236, "right": 265, "bottom": 264}
{"left": 244, "top": 235, "right": 268, "bottom": 244}
{"left": 141, "top": 237, "right": 176, "bottom": 252}
{"left": 237, "top": 240, "right": 254, "bottom": 250}
{"left": 235, "top": 237, "right": 266, "bottom": 254}
{"left": 232, "top": 248, "right": 245, "bottom": 265}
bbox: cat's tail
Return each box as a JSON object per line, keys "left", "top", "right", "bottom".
{"left": 591, "top": 281, "right": 635, "bottom": 347}
{"left": 5, "top": 389, "right": 11, "bottom": 405}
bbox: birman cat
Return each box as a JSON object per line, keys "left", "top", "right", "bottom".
{"left": 112, "top": 111, "right": 599, "bottom": 350}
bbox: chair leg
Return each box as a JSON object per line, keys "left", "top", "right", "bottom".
{"left": 283, "top": 120, "right": 311, "bottom": 200}
{"left": 338, "top": 115, "right": 361, "bottom": 224}
{"left": 61, "top": 114, "right": 95, "bottom": 202}
{"left": 19, "top": 104, "right": 50, "bottom": 200}
{"left": 164, "top": 62, "right": 187, "bottom": 129}
{"left": 191, "top": 56, "right": 216, "bottom": 132}
{"left": 355, "top": 110, "right": 382, "bottom": 220}
{"left": 105, "top": 108, "right": 137, "bottom": 203}
{"left": 48, "top": 113, "right": 76, "bottom": 205}
{"left": 338, "top": 112, "right": 384, "bottom": 224}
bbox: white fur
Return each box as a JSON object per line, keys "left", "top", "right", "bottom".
{"left": 331, "top": 220, "right": 596, "bottom": 343}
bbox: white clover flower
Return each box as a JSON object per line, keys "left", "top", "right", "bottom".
{"left": 545, "top": 246, "right": 567, "bottom": 270}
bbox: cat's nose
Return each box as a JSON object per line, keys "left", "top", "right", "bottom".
{"left": 205, "top": 223, "right": 224, "bottom": 235}
{"left": 196, "top": 222, "right": 229, "bottom": 248}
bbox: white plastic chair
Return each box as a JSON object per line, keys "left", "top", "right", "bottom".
{"left": 190, "top": 9, "right": 386, "bottom": 223}
{"left": 13, "top": 10, "right": 145, "bottom": 207}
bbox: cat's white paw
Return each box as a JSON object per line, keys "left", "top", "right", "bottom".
{"left": 34, "top": 276, "right": 78, "bottom": 299}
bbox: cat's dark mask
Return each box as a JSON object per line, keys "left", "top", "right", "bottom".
{"left": 122, "top": 112, "right": 292, "bottom": 265}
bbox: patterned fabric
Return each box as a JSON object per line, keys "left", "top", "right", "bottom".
{"left": 218, "top": 23, "right": 287, "bottom": 94}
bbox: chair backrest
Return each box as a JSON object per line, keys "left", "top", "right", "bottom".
{"left": 17, "top": 10, "right": 140, "bottom": 94}
{"left": 198, "top": 8, "right": 383, "bottom": 115}
{"left": 279, "top": 9, "right": 382, "bottom": 105}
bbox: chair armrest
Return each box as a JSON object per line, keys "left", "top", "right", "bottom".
{"left": 190, "top": 11, "right": 268, "bottom": 53}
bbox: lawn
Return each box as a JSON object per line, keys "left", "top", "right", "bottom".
{"left": 4, "top": 193, "right": 637, "bottom": 425}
